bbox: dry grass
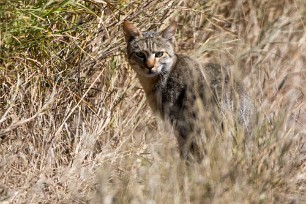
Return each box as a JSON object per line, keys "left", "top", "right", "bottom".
{"left": 0, "top": 0, "right": 305, "bottom": 203}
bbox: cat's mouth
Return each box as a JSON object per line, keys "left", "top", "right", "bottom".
{"left": 144, "top": 69, "right": 159, "bottom": 77}
{"left": 138, "top": 67, "right": 160, "bottom": 77}
{"left": 134, "top": 65, "right": 162, "bottom": 77}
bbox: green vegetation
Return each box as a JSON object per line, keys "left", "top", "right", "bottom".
{"left": 0, "top": 0, "right": 305, "bottom": 203}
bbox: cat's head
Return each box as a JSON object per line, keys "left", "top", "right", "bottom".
{"left": 123, "top": 21, "right": 177, "bottom": 77}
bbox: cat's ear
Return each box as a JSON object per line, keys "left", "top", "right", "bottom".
{"left": 123, "top": 21, "right": 141, "bottom": 42}
{"left": 161, "top": 22, "right": 177, "bottom": 42}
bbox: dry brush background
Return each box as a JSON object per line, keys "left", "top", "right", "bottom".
{"left": 0, "top": 0, "right": 305, "bottom": 203}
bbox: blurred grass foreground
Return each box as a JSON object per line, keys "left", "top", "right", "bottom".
{"left": 0, "top": 0, "right": 305, "bottom": 203}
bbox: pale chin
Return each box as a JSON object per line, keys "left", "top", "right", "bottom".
{"left": 145, "top": 72, "right": 159, "bottom": 77}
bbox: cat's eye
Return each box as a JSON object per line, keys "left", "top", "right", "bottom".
{"left": 155, "top": 52, "right": 164, "bottom": 58}
{"left": 136, "top": 52, "right": 146, "bottom": 58}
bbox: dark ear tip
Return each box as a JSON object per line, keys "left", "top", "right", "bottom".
{"left": 123, "top": 21, "right": 130, "bottom": 26}
{"left": 171, "top": 21, "right": 178, "bottom": 28}
{"left": 168, "top": 21, "right": 177, "bottom": 31}
{"left": 122, "top": 21, "right": 141, "bottom": 42}
{"left": 161, "top": 21, "right": 177, "bottom": 40}
{"left": 122, "top": 21, "right": 131, "bottom": 30}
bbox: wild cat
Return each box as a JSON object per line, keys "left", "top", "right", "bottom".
{"left": 122, "top": 21, "right": 254, "bottom": 161}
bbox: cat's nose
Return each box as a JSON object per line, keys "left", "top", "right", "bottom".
{"left": 146, "top": 58, "right": 155, "bottom": 70}
{"left": 146, "top": 64, "right": 154, "bottom": 70}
